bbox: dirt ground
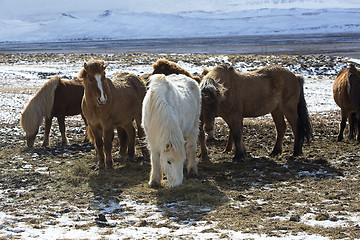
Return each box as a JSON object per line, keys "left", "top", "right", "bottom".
{"left": 0, "top": 53, "right": 359, "bottom": 239}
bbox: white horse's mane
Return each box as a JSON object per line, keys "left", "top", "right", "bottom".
{"left": 142, "top": 74, "right": 185, "bottom": 157}
{"left": 142, "top": 73, "right": 201, "bottom": 187}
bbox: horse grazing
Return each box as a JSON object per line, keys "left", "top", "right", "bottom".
{"left": 80, "top": 59, "right": 147, "bottom": 169}
{"left": 151, "top": 59, "right": 201, "bottom": 83}
{"left": 199, "top": 65, "right": 312, "bottom": 161}
{"left": 333, "top": 64, "right": 360, "bottom": 141}
{"left": 142, "top": 74, "right": 201, "bottom": 188}
{"left": 20, "top": 76, "right": 86, "bottom": 147}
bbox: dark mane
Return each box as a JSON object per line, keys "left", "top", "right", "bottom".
{"left": 152, "top": 59, "right": 201, "bottom": 83}
{"left": 217, "top": 64, "right": 234, "bottom": 71}
{"left": 348, "top": 64, "right": 360, "bottom": 114}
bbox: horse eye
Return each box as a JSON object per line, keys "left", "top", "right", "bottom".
{"left": 167, "top": 161, "right": 171, "bottom": 165}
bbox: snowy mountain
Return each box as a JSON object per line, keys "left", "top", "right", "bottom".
{"left": 0, "top": 0, "right": 359, "bottom": 42}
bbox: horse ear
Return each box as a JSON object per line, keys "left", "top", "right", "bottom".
{"left": 78, "top": 68, "right": 87, "bottom": 79}
{"left": 102, "top": 61, "right": 107, "bottom": 71}
{"left": 164, "top": 142, "right": 172, "bottom": 152}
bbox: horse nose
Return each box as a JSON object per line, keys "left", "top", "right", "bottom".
{"left": 97, "top": 96, "right": 107, "bottom": 105}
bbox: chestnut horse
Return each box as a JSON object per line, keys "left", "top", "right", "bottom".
{"left": 80, "top": 59, "right": 148, "bottom": 169}
{"left": 20, "top": 76, "right": 86, "bottom": 147}
{"left": 141, "top": 59, "right": 201, "bottom": 83}
{"left": 333, "top": 64, "right": 360, "bottom": 141}
{"left": 199, "top": 65, "right": 312, "bottom": 161}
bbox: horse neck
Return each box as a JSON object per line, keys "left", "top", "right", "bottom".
{"left": 348, "top": 68, "right": 360, "bottom": 113}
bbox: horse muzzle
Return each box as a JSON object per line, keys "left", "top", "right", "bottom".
{"left": 97, "top": 96, "right": 107, "bottom": 106}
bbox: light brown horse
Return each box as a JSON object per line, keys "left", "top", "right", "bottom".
{"left": 199, "top": 65, "right": 312, "bottom": 161}
{"left": 20, "top": 76, "right": 86, "bottom": 147}
{"left": 333, "top": 64, "right": 360, "bottom": 142}
{"left": 143, "top": 59, "right": 201, "bottom": 83}
{"left": 79, "top": 59, "right": 148, "bottom": 169}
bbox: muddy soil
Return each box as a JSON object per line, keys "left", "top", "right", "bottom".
{"left": 0, "top": 53, "right": 359, "bottom": 239}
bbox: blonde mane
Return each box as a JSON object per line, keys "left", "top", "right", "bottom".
{"left": 20, "top": 76, "right": 60, "bottom": 136}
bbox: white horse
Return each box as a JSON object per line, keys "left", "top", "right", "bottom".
{"left": 142, "top": 74, "right": 201, "bottom": 188}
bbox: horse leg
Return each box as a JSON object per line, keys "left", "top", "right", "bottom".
{"left": 81, "top": 113, "right": 89, "bottom": 143}
{"left": 338, "top": 110, "right": 348, "bottom": 141}
{"left": 123, "top": 123, "right": 135, "bottom": 160}
{"left": 117, "top": 127, "right": 128, "bottom": 158}
{"left": 103, "top": 128, "right": 114, "bottom": 169}
{"left": 356, "top": 113, "right": 360, "bottom": 142}
{"left": 270, "top": 109, "right": 286, "bottom": 157}
{"left": 92, "top": 127, "right": 105, "bottom": 169}
{"left": 149, "top": 151, "right": 162, "bottom": 188}
{"left": 42, "top": 117, "right": 52, "bottom": 147}
{"left": 224, "top": 131, "right": 233, "bottom": 153}
{"left": 135, "top": 114, "right": 150, "bottom": 159}
{"left": 228, "top": 118, "right": 246, "bottom": 161}
{"left": 57, "top": 116, "right": 69, "bottom": 146}
{"left": 185, "top": 136, "right": 198, "bottom": 176}
{"left": 348, "top": 112, "right": 356, "bottom": 140}
{"left": 206, "top": 129, "right": 215, "bottom": 141}
{"left": 199, "top": 121, "right": 210, "bottom": 162}
{"left": 283, "top": 107, "right": 301, "bottom": 156}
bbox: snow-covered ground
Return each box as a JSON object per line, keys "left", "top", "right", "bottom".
{"left": 0, "top": 0, "right": 359, "bottom": 43}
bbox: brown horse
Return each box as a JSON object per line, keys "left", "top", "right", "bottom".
{"left": 149, "top": 59, "right": 201, "bottom": 83}
{"left": 20, "top": 76, "right": 86, "bottom": 147}
{"left": 80, "top": 59, "right": 148, "bottom": 169}
{"left": 199, "top": 65, "right": 312, "bottom": 161}
{"left": 333, "top": 64, "right": 360, "bottom": 142}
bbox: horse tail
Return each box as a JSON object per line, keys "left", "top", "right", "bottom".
{"left": 20, "top": 76, "right": 60, "bottom": 136}
{"left": 348, "top": 64, "right": 360, "bottom": 114}
{"left": 296, "top": 76, "right": 313, "bottom": 149}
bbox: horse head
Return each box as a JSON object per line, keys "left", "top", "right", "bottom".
{"left": 160, "top": 141, "right": 186, "bottom": 188}
{"left": 79, "top": 59, "right": 108, "bottom": 106}
{"left": 200, "top": 77, "right": 226, "bottom": 133}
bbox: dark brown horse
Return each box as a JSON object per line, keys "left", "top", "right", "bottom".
{"left": 80, "top": 59, "right": 148, "bottom": 169}
{"left": 333, "top": 64, "right": 360, "bottom": 141}
{"left": 199, "top": 65, "right": 312, "bottom": 161}
{"left": 20, "top": 76, "right": 86, "bottom": 147}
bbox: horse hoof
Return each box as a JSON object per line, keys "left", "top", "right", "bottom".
{"left": 269, "top": 151, "right": 282, "bottom": 157}
{"left": 187, "top": 167, "right": 198, "bottom": 177}
{"left": 98, "top": 162, "right": 105, "bottom": 169}
{"left": 232, "top": 154, "right": 246, "bottom": 163}
{"left": 149, "top": 181, "right": 161, "bottom": 189}
{"left": 201, "top": 155, "right": 212, "bottom": 163}
{"left": 233, "top": 151, "right": 246, "bottom": 162}
{"left": 187, "top": 172, "right": 198, "bottom": 179}
{"left": 105, "top": 162, "right": 113, "bottom": 169}
{"left": 293, "top": 151, "right": 302, "bottom": 157}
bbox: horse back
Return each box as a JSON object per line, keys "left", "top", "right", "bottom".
{"left": 208, "top": 65, "right": 300, "bottom": 117}
{"left": 109, "top": 72, "right": 147, "bottom": 119}
{"left": 111, "top": 72, "right": 146, "bottom": 99}
{"left": 53, "top": 78, "right": 84, "bottom": 117}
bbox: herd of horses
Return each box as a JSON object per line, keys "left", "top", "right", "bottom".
{"left": 20, "top": 59, "right": 360, "bottom": 187}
